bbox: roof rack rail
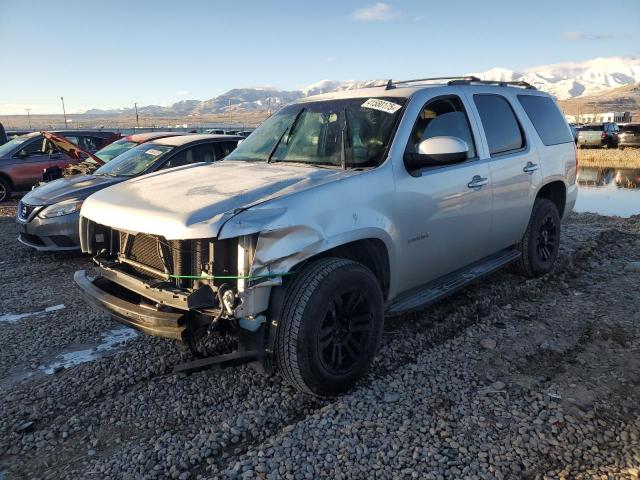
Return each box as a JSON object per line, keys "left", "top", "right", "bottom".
{"left": 447, "top": 79, "right": 537, "bottom": 90}
{"left": 384, "top": 76, "right": 480, "bottom": 89}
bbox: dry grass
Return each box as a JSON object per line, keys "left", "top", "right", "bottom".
{"left": 577, "top": 148, "right": 640, "bottom": 169}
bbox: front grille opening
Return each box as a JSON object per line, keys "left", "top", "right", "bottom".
{"left": 127, "top": 233, "right": 166, "bottom": 272}
{"left": 50, "top": 235, "right": 75, "bottom": 247}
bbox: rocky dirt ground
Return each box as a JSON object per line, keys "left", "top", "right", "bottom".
{"left": 0, "top": 199, "right": 639, "bottom": 480}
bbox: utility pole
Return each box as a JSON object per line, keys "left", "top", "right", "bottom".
{"left": 60, "top": 96, "right": 68, "bottom": 128}
{"left": 25, "top": 109, "right": 32, "bottom": 130}
{"left": 134, "top": 102, "right": 140, "bottom": 128}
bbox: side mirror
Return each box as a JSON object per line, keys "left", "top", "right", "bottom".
{"left": 404, "top": 136, "right": 468, "bottom": 172}
{"left": 18, "top": 149, "right": 29, "bottom": 158}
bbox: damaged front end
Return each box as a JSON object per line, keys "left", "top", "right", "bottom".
{"left": 74, "top": 215, "right": 279, "bottom": 370}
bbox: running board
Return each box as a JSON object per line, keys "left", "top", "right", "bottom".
{"left": 386, "top": 249, "right": 521, "bottom": 317}
{"left": 173, "top": 350, "right": 265, "bottom": 375}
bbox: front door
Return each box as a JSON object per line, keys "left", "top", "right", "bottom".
{"left": 393, "top": 92, "right": 493, "bottom": 292}
{"left": 10, "top": 137, "right": 52, "bottom": 190}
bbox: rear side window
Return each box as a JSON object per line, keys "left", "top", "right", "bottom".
{"left": 517, "top": 95, "right": 573, "bottom": 146}
{"left": 473, "top": 94, "right": 524, "bottom": 155}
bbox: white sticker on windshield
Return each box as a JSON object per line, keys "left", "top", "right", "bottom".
{"left": 145, "top": 148, "right": 163, "bottom": 156}
{"left": 361, "top": 98, "right": 402, "bottom": 114}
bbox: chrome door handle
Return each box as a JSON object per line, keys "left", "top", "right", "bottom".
{"left": 523, "top": 162, "right": 539, "bottom": 173}
{"left": 467, "top": 175, "right": 489, "bottom": 189}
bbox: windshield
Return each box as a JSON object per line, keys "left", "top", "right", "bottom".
{"left": 226, "top": 97, "right": 406, "bottom": 168}
{"left": 0, "top": 135, "right": 32, "bottom": 157}
{"left": 94, "top": 139, "right": 139, "bottom": 163}
{"left": 94, "top": 142, "right": 173, "bottom": 176}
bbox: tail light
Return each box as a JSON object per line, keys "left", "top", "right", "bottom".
{"left": 601, "top": 132, "right": 607, "bottom": 139}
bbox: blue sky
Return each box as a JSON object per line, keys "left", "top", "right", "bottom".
{"left": 1, "top": 0, "right": 639, "bottom": 114}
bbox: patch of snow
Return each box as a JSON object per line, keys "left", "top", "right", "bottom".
{"left": 0, "top": 304, "right": 66, "bottom": 323}
{"left": 40, "top": 327, "right": 138, "bottom": 374}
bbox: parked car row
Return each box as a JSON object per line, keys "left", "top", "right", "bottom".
{"left": 0, "top": 130, "right": 121, "bottom": 202}
{"left": 16, "top": 133, "right": 242, "bottom": 251}
{"left": 12, "top": 79, "right": 578, "bottom": 396}
{"left": 572, "top": 122, "right": 640, "bottom": 149}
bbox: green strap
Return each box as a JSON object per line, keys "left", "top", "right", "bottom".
{"left": 168, "top": 272, "right": 294, "bottom": 280}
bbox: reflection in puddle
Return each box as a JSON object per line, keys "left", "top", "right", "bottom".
{"left": 40, "top": 327, "right": 138, "bottom": 374}
{"left": 575, "top": 166, "right": 640, "bottom": 218}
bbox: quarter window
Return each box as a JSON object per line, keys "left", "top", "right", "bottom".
{"left": 518, "top": 95, "right": 574, "bottom": 146}
{"left": 217, "top": 141, "right": 238, "bottom": 158}
{"left": 405, "top": 96, "right": 476, "bottom": 160}
{"left": 474, "top": 94, "right": 524, "bottom": 155}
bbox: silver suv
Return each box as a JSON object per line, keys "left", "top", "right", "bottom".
{"left": 75, "top": 77, "right": 577, "bottom": 396}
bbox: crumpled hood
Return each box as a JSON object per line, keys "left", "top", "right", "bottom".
{"left": 80, "top": 160, "right": 356, "bottom": 239}
{"left": 23, "top": 174, "right": 123, "bottom": 206}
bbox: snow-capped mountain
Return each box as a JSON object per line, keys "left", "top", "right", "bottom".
{"left": 83, "top": 56, "right": 639, "bottom": 116}
{"left": 469, "top": 56, "right": 640, "bottom": 100}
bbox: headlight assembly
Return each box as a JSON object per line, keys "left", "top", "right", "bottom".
{"left": 38, "top": 200, "right": 84, "bottom": 219}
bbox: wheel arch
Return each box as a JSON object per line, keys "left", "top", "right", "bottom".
{"left": 0, "top": 172, "right": 14, "bottom": 189}
{"left": 536, "top": 180, "right": 567, "bottom": 218}
{"left": 296, "top": 238, "right": 391, "bottom": 299}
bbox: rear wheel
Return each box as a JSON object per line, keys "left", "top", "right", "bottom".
{"left": 514, "top": 198, "right": 561, "bottom": 278}
{"left": 0, "top": 178, "right": 11, "bottom": 203}
{"left": 275, "top": 257, "right": 384, "bottom": 396}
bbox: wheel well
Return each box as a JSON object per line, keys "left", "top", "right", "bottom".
{"left": 306, "top": 239, "right": 390, "bottom": 299}
{"left": 536, "top": 181, "right": 566, "bottom": 217}
{"left": 0, "top": 173, "right": 13, "bottom": 189}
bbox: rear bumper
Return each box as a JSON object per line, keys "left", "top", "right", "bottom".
{"left": 74, "top": 269, "right": 185, "bottom": 340}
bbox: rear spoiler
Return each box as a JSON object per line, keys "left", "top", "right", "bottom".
{"left": 41, "top": 131, "right": 104, "bottom": 165}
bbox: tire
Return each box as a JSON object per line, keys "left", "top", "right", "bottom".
{"left": 275, "top": 257, "right": 384, "bottom": 396}
{"left": 0, "top": 178, "right": 11, "bottom": 203}
{"left": 514, "top": 198, "right": 561, "bottom": 278}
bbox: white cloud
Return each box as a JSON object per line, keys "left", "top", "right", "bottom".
{"left": 563, "top": 31, "right": 615, "bottom": 42}
{"left": 176, "top": 90, "right": 191, "bottom": 96}
{"left": 326, "top": 56, "right": 338, "bottom": 63}
{"left": 353, "top": 3, "right": 400, "bottom": 22}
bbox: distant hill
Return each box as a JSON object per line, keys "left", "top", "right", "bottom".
{"left": 79, "top": 56, "right": 640, "bottom": 118}
{"left": 558, "top": 82, "right": 640, "bottom": 117}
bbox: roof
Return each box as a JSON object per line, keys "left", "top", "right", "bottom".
{"left": 124, "top": 131, "right": 189, "bottom": 143}
{"left": 300, "top": 80, "right": 548, "bottom": 103}
{"left": 19, "top": 130, "right": 118, "bottom": 139}
{"left": 152, "top": 134, "right": 243, "bottom": 147}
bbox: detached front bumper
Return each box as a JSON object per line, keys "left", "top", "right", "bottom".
{"left": 74, "top": 270, "right": 185, "bottom": 339}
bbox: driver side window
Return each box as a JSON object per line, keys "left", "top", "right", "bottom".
{"left": 406, "top": 96, "right": 476, "bottom": 159}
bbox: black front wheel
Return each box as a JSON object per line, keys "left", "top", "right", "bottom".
{"left": 275, "top": 257, "right": 384, "bottom": 396}
{"left": 514, "top": 198, "right": 561, "bottom": 278}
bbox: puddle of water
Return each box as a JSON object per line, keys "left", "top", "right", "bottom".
{"left": 40, "top": 327, "right": 138, "bottom": 374}
{"left": 0, "top": 304, "right": 65, "bottom": 323}
{"left": 574, "top": 166, "right": 640, "bottom": 218}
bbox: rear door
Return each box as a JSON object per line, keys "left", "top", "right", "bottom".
{"left": 465, "top": 91, "right": 543, "bottom": 252}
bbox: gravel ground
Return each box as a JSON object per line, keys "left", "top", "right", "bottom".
{"left": 0, "top": 200, "right": 639, "bottom": 479}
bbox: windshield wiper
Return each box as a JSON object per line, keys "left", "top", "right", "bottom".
{"left": 267, "top": 108, "right": 305, "bottom": 163}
